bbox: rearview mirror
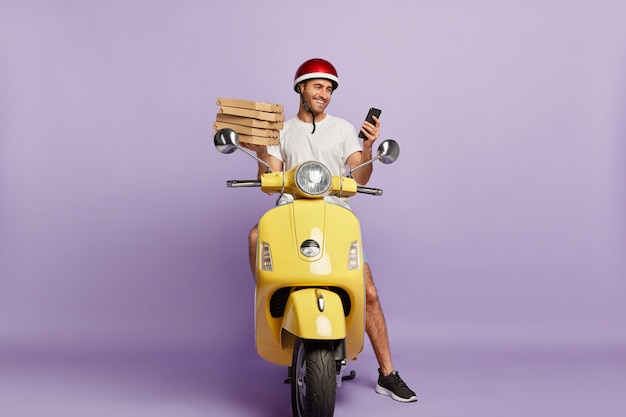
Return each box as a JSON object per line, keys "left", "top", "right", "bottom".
{"left": 377, "top": 139, "right": 400, "bottom": 164}
{"left": 213, "top": 128, "right": 271, "bottom": 172}
{"left": 349, "top": 139, "right": 400, "bottom": 176}
{"left": 214, "top": 128, "right": 240, "bottom": 154}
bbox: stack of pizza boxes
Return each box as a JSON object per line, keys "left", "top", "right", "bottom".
{"left": 214, "top": 98, "right": 284, "bottom": 146}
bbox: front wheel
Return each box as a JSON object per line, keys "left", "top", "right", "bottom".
{"left": 291, "top": 338, "right": 336, "bottom": 417}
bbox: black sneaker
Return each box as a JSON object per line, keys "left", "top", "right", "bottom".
{"left": 375, "top": 369, "right": 417, "bottom": 402}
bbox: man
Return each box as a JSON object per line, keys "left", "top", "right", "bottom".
{"left": 246, "top": 58, "right": 417, "bottom": 403}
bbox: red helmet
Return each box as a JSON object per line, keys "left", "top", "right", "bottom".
{"left": 293, "top": 58, "right": 339, "bottom": 93}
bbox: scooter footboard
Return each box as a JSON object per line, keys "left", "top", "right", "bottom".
{"left": 281, "top": 288, "right": 347, "bottom": 346}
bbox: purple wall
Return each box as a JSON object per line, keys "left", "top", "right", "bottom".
{"left": 2, "top": 0, "right": 625, "bottom": 355}
{"left": 1, "top": 0, "right": 625, "bottom": 376}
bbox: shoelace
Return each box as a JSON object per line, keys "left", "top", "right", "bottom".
{"left": 391, "top": 372, "right": 408, "bottom": 387}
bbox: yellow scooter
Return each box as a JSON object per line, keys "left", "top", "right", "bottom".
{"left": 214, "top": 128, "right": 400, "bottom": 417}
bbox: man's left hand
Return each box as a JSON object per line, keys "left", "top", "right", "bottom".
{"left": 360, "top": 115, "right": 380, "bottom": 144}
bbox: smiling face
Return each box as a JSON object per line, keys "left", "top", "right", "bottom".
{"left": 298, "top": 78, "right": 334, "bottom": 117}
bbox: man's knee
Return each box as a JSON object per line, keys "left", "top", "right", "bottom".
{"left": 364, "top": 262, "right": 380, "bottom": 304}
{"left": 249, "top": 225, "right": 258, "bottom": 246}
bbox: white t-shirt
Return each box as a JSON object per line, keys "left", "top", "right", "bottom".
{"left": 267, "top": 114, "right": 363, "bottom": 208}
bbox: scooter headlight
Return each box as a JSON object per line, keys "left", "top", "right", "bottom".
{"left": 295, "top": 162, "right": 332, "bottom": 197}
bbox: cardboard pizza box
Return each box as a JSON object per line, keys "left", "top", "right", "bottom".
{"left": 238, "top": 133, "right": 280, "bottom": 146}
{"left": 214, "top": 121, "right": 280, "bottom": 138}
{"left": 216, "top": 97, "right": 283, "bottom": 114}
{"left": 215, "top": 113, "right": 284, "bottom": 130}
{"left": 218, "top": 105, "right": 285, "bottom": 122}
{"left": 214, "top": 129, "right": 280, "bottom": 146}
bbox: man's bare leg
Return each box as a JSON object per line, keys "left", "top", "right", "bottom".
{"left": 364, "top": 262, "right": 394, "bottom": 376}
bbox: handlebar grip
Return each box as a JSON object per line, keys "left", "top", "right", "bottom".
{"left": 226, "top": 180, "right": 262, "bottom": 188}
{"left": 356, "top": 186, "right": 383, "bottom": 196}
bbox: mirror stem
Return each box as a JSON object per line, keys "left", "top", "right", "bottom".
{"left": 238, "top": 145, "right": 271, "bottom": 173}
{"left": 349, "top": 155, "right": 381, "bottom": 177}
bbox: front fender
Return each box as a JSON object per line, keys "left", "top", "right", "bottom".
{"left": 281, "top": 288, "right": 346, "bottom": 344}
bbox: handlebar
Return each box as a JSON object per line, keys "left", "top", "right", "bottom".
{"left": 226, "top": 180, "right": 262, "bottom": 188}
{"left": 356, "top": 186, "right": 383, "bottom": 196}
{"left": 225, "top": 179, "right": 383, "bottom": 196}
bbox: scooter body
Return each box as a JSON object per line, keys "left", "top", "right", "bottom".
{"left": 254, "top": 197, "right": 365, "bottom": 367}
{"left": 214, "top": 127, "right": 399, "bottom": 417}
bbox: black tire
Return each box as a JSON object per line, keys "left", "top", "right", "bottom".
{"left": 291, "top": 338, "right": 336, "bottom": 417}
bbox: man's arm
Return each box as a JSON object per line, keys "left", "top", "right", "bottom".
{"left": 254, "top": 147, "right": 271, "bottom": 179}
{"left": 346, "top": 145, "right": 373, "bottom": 185}
{"left": 268, "top": 154, "right": 283, "bottom": 173}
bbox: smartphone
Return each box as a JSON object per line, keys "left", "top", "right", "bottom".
{"left": 358, "top": 107, "right": 382, "bottom": 138}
